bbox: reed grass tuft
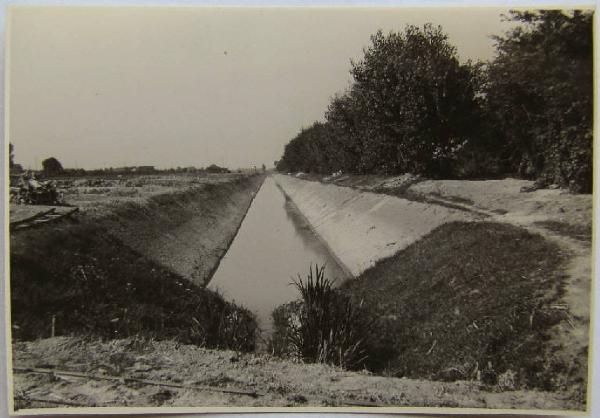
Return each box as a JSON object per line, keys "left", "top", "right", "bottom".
{"left": 271, "top": 264, "right": 371, "bottom": 369}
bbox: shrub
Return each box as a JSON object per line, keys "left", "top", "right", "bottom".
{"left": 270, "top": 264, "right": 372, "bottom": 369}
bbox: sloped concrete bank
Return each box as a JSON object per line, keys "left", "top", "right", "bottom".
{"left": 272, "top": 174, "right": 476, "bottom": 276}
{"left": 102, "top": 174, "right": 265, "bottom": 287}
{"left": 10, "top": 175, "right": 265, "bottom": 343}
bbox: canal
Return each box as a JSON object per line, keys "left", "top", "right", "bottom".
{"left": 208, "top": 176, "right": 348, "bottom": 339}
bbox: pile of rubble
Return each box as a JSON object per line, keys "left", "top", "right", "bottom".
{"left": 10, "top": 172, "right": 63, "bottom": 205}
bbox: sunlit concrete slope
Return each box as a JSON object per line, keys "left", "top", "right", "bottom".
{"left": 273, "top": 174, "right": 475, "bottom": 277}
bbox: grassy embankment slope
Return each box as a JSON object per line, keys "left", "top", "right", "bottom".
{"left": 9, "top": 174, "right": 264, "bottom": 349}
{"left": 342, "top": 177, "right": 591, "bottom": 405}
{"left": 273, "top": 174, "right": 591, "bottom": 407}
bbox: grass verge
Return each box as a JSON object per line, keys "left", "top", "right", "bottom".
{"left": 340, "top": 221, "right": 569, "bottom": 390}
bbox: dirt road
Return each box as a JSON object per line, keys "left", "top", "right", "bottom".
{"left": 11, "top": 337, "right": 583, "bottom": 411}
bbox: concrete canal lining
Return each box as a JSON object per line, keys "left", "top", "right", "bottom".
{"left": 273, "top": 174, "right": 476, "bottom": 277}
{"left": 208, "top": 176, "right": 347, "bottom": 333}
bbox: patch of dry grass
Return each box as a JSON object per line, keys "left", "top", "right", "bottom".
{"left": 534, "top": 220, "right": 592, "bottom": 244}
{"left": 342, "top": 222, "right": 570, "bottom": 391}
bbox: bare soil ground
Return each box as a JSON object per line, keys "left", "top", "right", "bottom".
{"left": 54, "top": 173, "right": 248, "bottom": 216}
{"left": 11, "top": 337, "right": 583, "bottom": 411}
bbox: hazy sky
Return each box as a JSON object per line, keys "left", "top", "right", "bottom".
{"left": 8, "top": 6, "right": 515, "bottom": 170}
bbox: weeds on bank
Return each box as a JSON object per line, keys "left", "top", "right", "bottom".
{"left": 10, "top": 219, "right": 258, "bottom": 352}
{"left": 341, "top": 222, "right": 571, "bottom": 391}
{"left": 270, "top": 264, "right": 372, "bottom": 369}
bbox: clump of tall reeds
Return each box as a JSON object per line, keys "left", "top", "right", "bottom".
{"left": 271, "top": 264, "right": 371, "bottom": 369}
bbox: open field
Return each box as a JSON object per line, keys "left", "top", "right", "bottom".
{"left": 56, "top": 173, "right": 250, "bottom": 213}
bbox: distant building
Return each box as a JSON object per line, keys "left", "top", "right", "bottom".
{"left": 113, "top": 166, "right": 155, "bottom": 174}
{"left": 135, "top": 166, "right": 155, "bottom": 174}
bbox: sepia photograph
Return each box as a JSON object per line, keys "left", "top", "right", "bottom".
{"left": 3, "top": 4, "right": 595, "bottom": 415}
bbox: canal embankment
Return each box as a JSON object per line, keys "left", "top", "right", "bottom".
{"left": 272, "top": 173, "right": 476, "bottom": 276}
{"left": 8, "top": 173, "right": 590, "bottom": 410}
{"left": 101, "top": 174, "right": 265, "bottom": 287}
{"left": 270, "top": 174, "right": 590, "bottom": 404}
{"left": 208, "top": 176, "right": 347, "bottom": 335}
{"left": 9, "top": 174, "right": 264, "bottom": 347}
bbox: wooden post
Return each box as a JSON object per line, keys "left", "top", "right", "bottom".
{"left": 51, "top": 315, "right": 56, "bottom": 337}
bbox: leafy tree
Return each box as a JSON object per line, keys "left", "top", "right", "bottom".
{"left": 485, "top": 10, "right": 593, "bottom": 192}
{"left": 348, "top": 25, "right": 483, "bottom": 176}
{"left": 324, "top": 91, "right": 366, "bottom": 173}
{"left": 277, "top": 13, "right": 592, "bottom": 192}
{"left": 42, "top": 157, "right": 64, "bottom": 176}
{"left": 278, "top": 25, "right": 483, "bottom": 177}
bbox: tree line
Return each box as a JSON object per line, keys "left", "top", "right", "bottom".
{"left": 276, "top": 10, "right": 593, "bottom": 193}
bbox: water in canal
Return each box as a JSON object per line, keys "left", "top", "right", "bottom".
{"left": 208, "top": 176, "right": 348, "bottom": 338}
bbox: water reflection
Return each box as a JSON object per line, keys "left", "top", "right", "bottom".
{"left": 208, "top": 176, "right": 347, "bottom": 338}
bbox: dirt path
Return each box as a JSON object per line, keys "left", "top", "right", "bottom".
{"left": 10, "top": 337, "right": 584, "bottom": 411}
{"left": 404, "top": 179, "right": 592, "bottom": 395}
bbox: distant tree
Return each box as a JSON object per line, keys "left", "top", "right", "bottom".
{"left": 9, "top": 143, "right": 15, "bottom": 168}
{"left": 261, "top": 164, "right": 266, "bottom": 172}
{"left": 9, "top": 143, "right": 24, "bottom": 174}
{"left": 206, "top": 164, "right": 230, "bottom": 174}
{"left": 324, "top": 90, "right": 367, "bottom": 173}
{"left": 41, "top": 157, "right": 64, "bottom": 176}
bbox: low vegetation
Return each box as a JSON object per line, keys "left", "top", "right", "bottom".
{"left": 270, "top": 265, "right": 372, "bottom": 369}
{"left": 342, "top": 222, "right": 572, "bottom": 391}
{"left": 272, "top": 222, "right": 576, "bottom": 394}
{"left": 534, "top": 220, "right": 592, "bottom": 244}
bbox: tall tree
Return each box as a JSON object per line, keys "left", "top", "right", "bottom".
{"left": 349, "top": 25, "right": 482, "bottom": 176}
{"left": 485, "top": 10, "right": 593, "bottom": 192}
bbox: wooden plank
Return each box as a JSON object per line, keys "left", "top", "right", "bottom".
{"left": 13, "top": 367, "right": 264, "bottom": 398}
{"left": 11, "top": 207, "right": 79, "bottom": 231}
{"left": 10, "top": 208, "right": 56, "bottom": 227}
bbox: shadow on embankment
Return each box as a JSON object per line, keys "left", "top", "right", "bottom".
{"left": 9, "top": 175, "right": 265, "bottom": 352}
